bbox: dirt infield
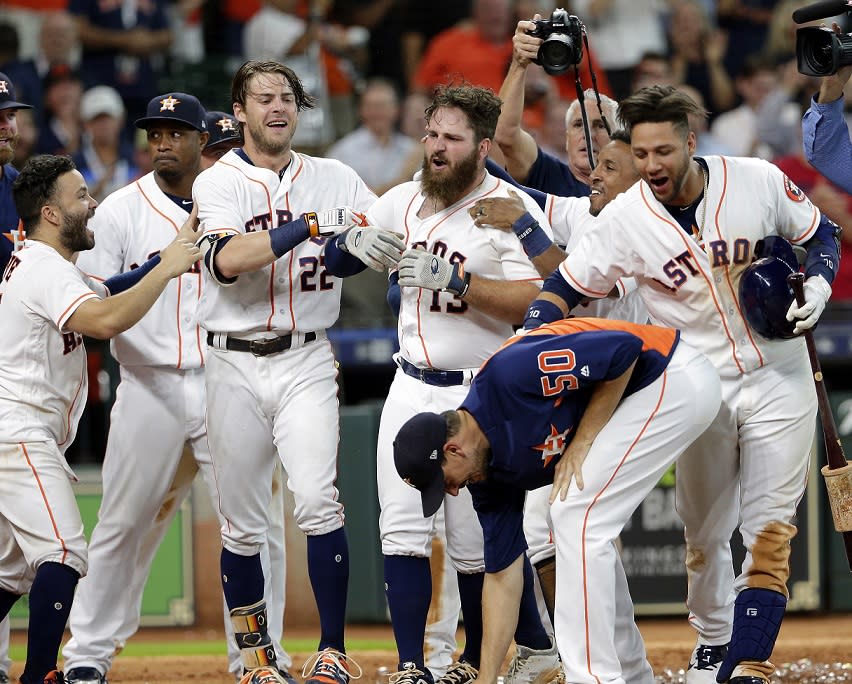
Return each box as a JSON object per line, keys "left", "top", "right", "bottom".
{"left": 12, "top": 614, "right": 848, "bottom": 684}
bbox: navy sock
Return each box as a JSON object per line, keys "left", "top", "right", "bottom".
{"left": 21, "top": 562, "right": 79, "bottom": 683}
{"left": 221, "top": 548, "right": 264, "bottom": 610}
{"left": 0, "top": 588, "right": 20, "bottom": 622}
{"left": 514, "top": 556, "right": 551, "bottom": 650}
{"left": 457, "top": 572, "right": 484, "bottom": 668}
{"left": 307, "top": 528, "right": 349, "bottom": 652}
{"left": 384, "top": 555, "right": 431, "bottom": 669}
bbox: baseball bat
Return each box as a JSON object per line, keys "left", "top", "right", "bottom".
{"left": 788, "top": 272, "right": 852, "bottom": 571}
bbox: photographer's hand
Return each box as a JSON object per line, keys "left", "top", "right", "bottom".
{"left": 817, "top": 23, "right": 852, "bottom": 103}
{"left": 512, "top": 15, "right": 542, "bottom": 67}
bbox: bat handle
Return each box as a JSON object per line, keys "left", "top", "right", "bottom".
{"left": 788, "top": 271, "right": 806, "bottom": 307}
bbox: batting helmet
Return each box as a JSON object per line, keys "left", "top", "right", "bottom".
{"left": 739, "top": 254, "right": 798, "bottom": 340}
{"left": 753, "top": 235, "right": 799, "bottom": 271}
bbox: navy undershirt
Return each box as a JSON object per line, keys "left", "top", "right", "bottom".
{"left": 661, "top": 157, "right": 709, "bottom": 238}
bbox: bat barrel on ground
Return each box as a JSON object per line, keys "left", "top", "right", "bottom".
{"left": 788, "top": 273, "right": 852, "bottom": 571}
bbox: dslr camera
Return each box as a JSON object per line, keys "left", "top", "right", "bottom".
{"left": 528, "top": 8, "right": 585, "bottom": 76}
{"left": 797, "top": 26, "right": 852, "bottom": 76}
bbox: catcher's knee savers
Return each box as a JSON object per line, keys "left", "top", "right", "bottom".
{"left": 230, "top": 600, "right": 278, "bottom": 671}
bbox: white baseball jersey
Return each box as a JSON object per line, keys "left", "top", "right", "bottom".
{"left": 75, "top": 172, "right": 204, "bottom": 369}
{"left": 194, "top": 150, "right": 377, "bottom": 336}
{"left": 0, "top": 241, "right": 105, "bottom": 452}
{"left": 544, "top": 193, "right": 647, "bottom": 323}
{"left": 558, "top": 156, "right": 819, "bottom": 376}
{"left": 367, "top": 173, "right": 550, "bottom": 370}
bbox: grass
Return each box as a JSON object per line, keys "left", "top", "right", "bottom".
{"left": 9, "top": 638, "right": 397, "bottom": 661}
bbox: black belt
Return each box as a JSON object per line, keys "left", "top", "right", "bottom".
{"left": 207, "top": 331, "right": 317, "bottom": 357}
{"left": 399, "top": 357, "right": 468, "bottom": 387}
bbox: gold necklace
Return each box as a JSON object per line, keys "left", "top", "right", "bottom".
{"left": 691, "top": 162, "right": 709, "bottom": 242}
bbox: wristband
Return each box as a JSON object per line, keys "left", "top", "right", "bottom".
{"left": 511, "top": 213, "right": 552, "bottom": 258}
{"left": 305, "top": 212, "right": 319, "bottom": 238}
{"left": 269, "top": 216, "right": 310, "bottom": 257}
{"left": 447, "top": 263, "right": 471, "bottom": 298}
{"left": 523, "top": 299, "right": 563, "bottom": 329}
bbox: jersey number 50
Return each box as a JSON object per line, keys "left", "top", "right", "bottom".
{"left": 538, "top": 349, "right": 578, "bottom": 396}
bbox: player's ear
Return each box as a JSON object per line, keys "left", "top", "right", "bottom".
{"left": 198, "top": 131, "right": 210, "bottom": 150}
{"left": 479, "top": 138, "right": 491, "bottom": 161}
{"left": 686, "top": 130, "right": 697, "bottom": 155}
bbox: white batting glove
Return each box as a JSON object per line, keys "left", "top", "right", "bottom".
{"left": 311, "top": 206, "right": 367, "bottom": 238}
{"left": 397, "top": 248, "right": 470, "bottom": 296}
{"left": 340, "top": 225, "right": 407, "bottom": 272}
{"left": 785, "top": 274, "right": 832, "bottom": 334}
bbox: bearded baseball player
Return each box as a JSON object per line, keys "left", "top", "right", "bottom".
{"left": 523, "top": 85, "right": 841, "bottom": 684}
{"left": 193, "top": 59, "right": 404, "bottom": 684}
{"left": 394, "top": 317, "right": 721, "bottom": 684}
{"left": 368, "top": 84, "right": 559, "bottom": 684}
{"left": 60, "top": 93, "right": 291, "bottom": 684}
{"left": 0, "top": 154, "right": 200, "bottom": 684}
{"left": 469, "top": 132, "right": 648, "bottom": 645}
{"left": 0, "top": 69, "right": 33, "bottom": 684}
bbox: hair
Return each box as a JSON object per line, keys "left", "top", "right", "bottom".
{"left": 231, "top": 60, "right": 317, "bottom": 114}
{"left": 609, "top": 128, "right": 631, "bottom": 145}
{"left": 425, "top": 84, "right": 503, "bottom": 143}
{"left": 12, "top": 155, "right": 76, "bottom": 231}
{"left": 565, "top": 88, "right": 620, "bottom": 130}
{"left": 617, "top": 85, "right": 708, "bottom": 138}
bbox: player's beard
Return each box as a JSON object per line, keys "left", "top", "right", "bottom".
{"left": 421, "top": 147, "right": 480, "bottom": 207}
{"left": 60, "top": 208, "right": 95, "bottom": 253}
{"left": 0, "top": 133, "right": 19, "bottom": 166}
{"left": 245, "top": 118, "right": 294, "bottom": 157}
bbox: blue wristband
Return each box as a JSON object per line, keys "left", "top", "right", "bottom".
{"left": 269, "top": 216, "right": 310, "bottom": 258}
{"left": 523, "top": 299, "right": 563, "bottom": 329}
{"left": 511, "top": 213, "right": 551, "bottom": 258}
{"left": 103, "top": 254, "right": 161, "bottom": 295}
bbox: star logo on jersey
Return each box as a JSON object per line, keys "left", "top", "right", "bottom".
{"left": 0, "top": 81, "right": 8, "bottom": 94}
{"left": 3, "top": 223, "right": 25, "bottom": 249}
{"left": 783, "top": 175, "right": 805, "bottom": 203}
{"left": 159, "top": 95, "right": 181, "bottom": 112}
{"left": 217, "top": 117, "right": 236, "bottom": 132}
{"left": 533, "top": 424, "right": 572, "bottom": 467}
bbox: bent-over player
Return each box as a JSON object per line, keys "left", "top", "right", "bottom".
{"left": 395, "top": 318, "right": 721, "bottom": 684}
{"left": 193, "top": 60, "right": 406, "bottom": 684}
{"left": 523, "top": 85, "right": 841, "bottom": 684}
{"left": 369, "top": 84, "right": 559, "bottom": 684}
{"left": 0, "top": 154, "right": 200, "bottom": 684}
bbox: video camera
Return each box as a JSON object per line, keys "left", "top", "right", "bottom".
{"left": 527, "top": 9, "right": 585, "bottom": 76}
{"left": 793, "top": 0, "right": 852, "bottom": 76}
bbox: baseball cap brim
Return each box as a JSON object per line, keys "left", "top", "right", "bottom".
{"left": 0, "top": 100, "right": 33, "bottom": 111}
{"left": 393, "top": 412, "right": 447, "bottom": 518}
{"left": 134, "top": 116, "right": 204, "bottom": 131}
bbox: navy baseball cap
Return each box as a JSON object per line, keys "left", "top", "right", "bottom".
{"left": 393, "top": 412, "right": 448, "bottom": 517}
{"left": 135, "top": 92, "right": 207, "bottom": 131}
{"left": 204, "top": 110, "right": 241, "bottom": 150}
{"left": 0, "top": 72, "right": 33, "bottom": 111}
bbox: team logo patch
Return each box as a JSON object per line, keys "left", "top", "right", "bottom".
{"left": 783, "top": 175, "right": 805, "bottom": 203}
{"left": 160, "top": 95, "right": 180, "bottom": 112}
{"left": 533, "top": 424, "right": 572, "bottom": 467}
{"left": 0, "top": 81, "right": 7, "bottom": 94}
{"left": 217, "top": 117, "right": 236, "bottom": 132}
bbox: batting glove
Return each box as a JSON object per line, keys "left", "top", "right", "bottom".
{"left": 785, "top": 274, "right": 831, "bottom": 334}
{"left": 307, "top": 206, "right": 367, "bottom": 238}
{"left": 397, "top": 248, "right": 471, "bottom": 297}
{"left": 339, "top": 225, "right": 407, "bottom": 272}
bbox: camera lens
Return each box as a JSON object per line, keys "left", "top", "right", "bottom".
{"left": 796, "top": 26, "right": 852, "bottom": 76}
{"left": 539, "top": 35, "right": 578, "bottom": 75}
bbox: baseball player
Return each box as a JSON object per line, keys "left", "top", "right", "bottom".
{"left": 193, "top": 59, "right": 405, "bottom": 684}
{"left": 61, "top": 93, "right": 292, "bottom": 684}
{"left": 0, "top": 69, "right": 33, "bottom": 684}
{"left": 202, "top": 110, "right": 242, "bottom": 167}
{"left": 469, "top": 131, "right": 648, "bottom": 634}
{"left": 522, "top": 85, "right": 841, "bottom": 684}
{"left": 0, "top": 154, "right": 200, "bottom": 684}
{"left": 394, "top": 317, "right": 722, "bottom": 684}
{"left": 369, "top": 84, "right": 559, "bottom": 684}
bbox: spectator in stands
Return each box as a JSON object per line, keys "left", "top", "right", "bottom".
{"left": 676, "top": 84, "right": 734, "bottom": 157}
{"left": 631, "top": 51, "right": 676, "bottom": 92}
{"left": 400, "top": 0, "right": 472, "bottom": 91}
{"left": 69, "top": 0, "right": 173, "bottom": 130}
{"left": 536, "top": 98, "right": 570, "bottom": 163}
{"left": 35, "top": 63, "right": 83, "bottom": 156}
{"left": 400, "top": 91, "right": 430, "bottom": 140}
{"left": 716, "top": 0, "right": 775, "bottom": 81}
{"left": 326, "top": 77, "right": 420, "bottom": 195}
{"left": 1, "top": 0, "right": 69, "bottom": 60}
{"left": 73, "top": 85, "right": 137, "bottom": 201}
{"left": 667, "top": 0, "right": 736, "bottom": 116}
{"left": 12, "top": 107, "right": 38, "bottom": 169}
{"left": 570, "top": 0, "right": 668, "bottom": 99}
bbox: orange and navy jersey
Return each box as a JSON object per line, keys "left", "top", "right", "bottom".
{"left": 461, "top": 317, "right": 679, "bottom": 572}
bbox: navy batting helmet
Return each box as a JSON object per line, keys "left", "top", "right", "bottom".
{"left": 753, "top": 235, "right": 799, "bottom": 271}
{"left": 739, "top": 254, "right": 798, "bottom": 340}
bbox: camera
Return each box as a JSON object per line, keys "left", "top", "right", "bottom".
{"left": 796, "top": 26, "right": 852, "bottom": 76}
{"left": 528, "top": 9, "right": 585, "bottom": 76}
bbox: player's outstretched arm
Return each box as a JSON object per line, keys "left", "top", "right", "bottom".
{"left": 494, "top": 19, "right": 543, "bottom": 184}
{"left": 66, "top": 237, "right": 201, "bottom": 339}
{"left": 475, "top": 553, "right": 525, "bottom": 684}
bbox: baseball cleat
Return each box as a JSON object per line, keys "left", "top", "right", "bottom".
{"left": 42, "top": 672, "right": 66, "bottom": 684}
{"left": 239, "top": 666, "right": 296, "bottom": 684}
{"left": 0, "top": 670, "right": 8, "bottom": 683}
{"left": 685, "top": 643, "right": 727, "bottom": 684}
{"left": 302, "top": 649, "right": 363, "bottom": 684}
{"left": 65, "top": 667, "right": 107, "bottom": 684}
{"left": 435, "top": 660, "right": 477, "bottom": 684}
{"left": 387, "top": 662, "right": 434, "bottom": 684}
{"left": 505, "top": 641, "right": 560, "bottom": 684}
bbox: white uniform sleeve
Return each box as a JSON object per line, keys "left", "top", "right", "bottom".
{"left": 193, "top": 169, "right": 245, "bottom": 240}
{"left": 546, "top": 195, "right": 590, "bottom": 248}
{"left": 75, "top": 200, "right": 128, "bottom": 280}
{"left": 765, "top": 162, "right": 821, "bottom": 245}
{"left": 28, "top": 259, "right": 101, "bottom": 331}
